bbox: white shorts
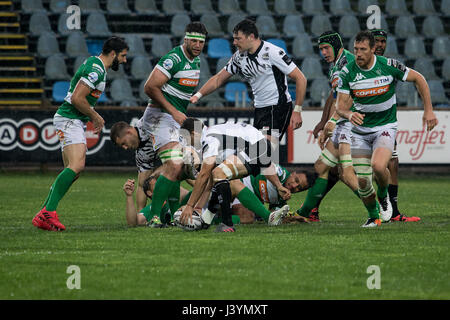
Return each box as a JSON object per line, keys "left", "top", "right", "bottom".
{"left": 143, "top": 106, "right": 182, "bottom": 151}
{"left": 351, "top": 126, "right": 397, "bottom": 157}
{"left": 53, "top": 114, "right": 86, "bottom": 151}
{"left": 331, "top": 121, "right": 353, "bottom": 147}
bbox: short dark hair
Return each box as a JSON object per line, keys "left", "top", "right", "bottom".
{"left": 110, "top": 121, "right": 131, "bottom": 144}
{"left": 102, "top": 36, "right": 129, "bottom": 55}
{"left": 355, "top": 30, "right": 375, "bottom": 48}
{"left": 233, "top": 19, "right": 259, "bottom": 39}
{"left": 143, "top": 173, "right": 160, "bottom": 197}
{"left": 185, "top": 22, "right": 208, "bottom": 37}
{"left": 180, "top": 117, "right": 204, "bottom": 134}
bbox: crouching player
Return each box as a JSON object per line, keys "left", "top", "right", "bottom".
{"left": 179, "top": 118, "right": 291, "bottom": 232}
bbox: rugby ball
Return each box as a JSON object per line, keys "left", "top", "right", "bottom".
{"left": 173, "top": 209, "right": 203, "bottom": 231}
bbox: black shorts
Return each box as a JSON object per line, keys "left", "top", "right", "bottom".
{"left": 239, "top": 138, "right": 273, "bottom": 177}
{"left": 253, "top": 101, "right": 293, "bottom": 140}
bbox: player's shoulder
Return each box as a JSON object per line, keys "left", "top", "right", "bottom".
{"left": 264, "top": 40, "right": 288, "bottom": 58}
{"left": 338, "top": 50, "right": 354, "bottom": 69}
{"left": 84, "top": 56, "right": 106, "bottom": 72}
{"left": 160, "top": 46, "right": 184, "bottom": 65}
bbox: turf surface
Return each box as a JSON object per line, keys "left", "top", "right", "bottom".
{"left": 0, "top": 172, "right": 449, "bottom": 299}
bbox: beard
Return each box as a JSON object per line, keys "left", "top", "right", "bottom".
{"left": 111, "top": 57, "right": 120, "bottom": 71}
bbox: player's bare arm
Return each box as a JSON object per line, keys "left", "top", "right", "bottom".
{"left": 313, "top": 90, "right": 335, "bottom": 138}
{"left": 136, "top": 170, "right": 153, "bottom": 212}
{"left": 406, "top": 69, "right": 438, "bottom": 131}
{"left": 336, "top": 92, "right": 364, "bottom": 126}
{"left": 264, "top": 165, "right": 291, "bottom": 200}
{"left": 190, "top": 69, "right": 232, "bottom": 104}
{"left": 144, "top": 68, "right": 187, "bottom": 125}
{"left": 180, "top": 156, "right": 216, "bottom": 225}
{"left": 71, "top": 81, "right": 104, "bottom": 134}
{"left": 287, "top": 68, "right": 306, "bottom": 129}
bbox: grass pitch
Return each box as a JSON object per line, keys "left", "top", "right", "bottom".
{"left": 0, "top": 172, "right": 449, "bottom": 300}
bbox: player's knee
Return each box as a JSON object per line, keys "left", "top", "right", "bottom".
{"left": 371, "top": 161, "right": 386, "bottom": 176}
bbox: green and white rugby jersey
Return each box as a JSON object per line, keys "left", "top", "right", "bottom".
{"left": 153, "top": 45, "right": 201, "bottom": 114}
{"left": 56, "top": 56, "right": 107, "bottom": 123}
{"left": 328, "top": 49, "right": 354, "bottom": 124}
{"left": 337, "top": 55, "right": 409, "bottom": 133}
{"left": 245, "top": 164, "right": 290, "bottom": 206}
{"left": 139, "top": 202, "right": 171, "bottom": 222}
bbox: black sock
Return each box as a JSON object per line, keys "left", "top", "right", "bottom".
{"left": 212, "top": 180, "right": 233, "bottom": 226}
{"left": 388, "top": 184, "right": 400, "bottom": 217}
{"left": 316, "top": 170, "right": 340, "bottom": 209}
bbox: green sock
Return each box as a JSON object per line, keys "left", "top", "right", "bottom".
{"left": 353, "top": 190, "right": 360, "bottom": 198}
{"left": 44, "top": 168, "right": 77, "bottom": 211}
{"left": 179, "top": 191, "right": 192, "bottom": 207}
{"left": 297, "top": 177, "right": 328, "bottom": 217}
{"left": 377, "top": 184, "right": 388, "bottom": 199}
{"left": 365, "top": 199, "right": 380, "bottom": 219}
{"left": 149, "top": 175, "right": 179, "bottom": 223}
{"left": 237, "top": 187, "right": 271, "bottom": 222}
{"left": 168, "top": 180, "right": 181, "bottom": 217}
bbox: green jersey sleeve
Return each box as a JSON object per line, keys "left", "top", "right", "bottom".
{"left": 337, "top": 66, "right": 351, "bottom": 95}
{"left": 79, "top": 59, "right": 106, "bottom": 89}
{"left": 156, "top": 52, "right": 183, "bottom": 80}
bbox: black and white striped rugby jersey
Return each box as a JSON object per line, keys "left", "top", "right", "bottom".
{"left": 224, "top": 40, "right": 297, "bottom": 108}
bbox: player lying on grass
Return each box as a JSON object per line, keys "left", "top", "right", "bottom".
{"left": 179, "top": 118, "right": 291, "bottom": 232}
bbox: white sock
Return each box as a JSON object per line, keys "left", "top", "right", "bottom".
{"left": 201, "top": 208, "right": 216, "bottom": 225}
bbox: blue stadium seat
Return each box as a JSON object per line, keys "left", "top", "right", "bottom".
{"left": 292, "top": 33, "right": 314, "bottom": 58}
{"left": 50, "top": 0, "right": 70, "bottom": 14}
{"left": 422, "top": 16, "right": 444, "bottom": 38}
{"left": 385, "top": 0, "right": 409, "bottom": 15}
{"left": 52, "top": 81, "right": 70, "bottom": 103}
{"left": 358, "top": 0, "right": 378, "bottom": 13}
{"left": 441, "top": 0, "right": 450, "bottom": 15}
{"left": 283, "top": 15, "right": 305, "bottom": 37}
{"left": 246, "top": 0, "right": 269, "bottom": 15}
{"left": 21, "top": 0, "right": 46, "bottom": 14}
{"left": 302, "top": 0, "right": 325, "bottom": 14}
{"left": 266, "top": 38, "right": 288, "bottom": 54}
{"left": 218, "top": 0, "right": 243, "bottom": 15}
{"left": 207, "top": 39, "right": 232, "bottom": 59}
{"left": 275, "top": 0, "right": 298, "bottom": 14}
{"left": 171, "top": 14, "right": 191, "bottom": 38}
{"left": 413, "top": 0, "right": 435, "bottom": 14}
{"left": 191, "top": 0, "right": 215, "bottom": 14}
{"left": 255, "top": 15, "right": 278, "bottom": 38}
{"left": 45, "top": 54, "right": 70, "bottom": 80}
{"left": 224, "top": 82, "right": 251, "bottom": 105}
{"left": 134, "top": 0, "right": 160, "bottom": 15}
{"left": 394, "top": 16, "right": 417, "bottom": 38}
{"left": 86, "top": 39, "right": 103, "bottom": 56}
{"left": 330, "top": 0, "right": 353, "bottom": 15}
{"left": 339, "top": 15, "right": 361, "bottom": 38}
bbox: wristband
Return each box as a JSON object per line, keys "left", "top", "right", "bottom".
{"left": 193, "top": 92, "right": 203, "bottom": 100}
{"left": 329, "top": 117, "right": 337, "bottom": 123}
{"left": 294, "top": 105, "right": 303, "bottom": 112}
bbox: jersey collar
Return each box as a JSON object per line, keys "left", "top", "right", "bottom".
{"left": 357, "top": 55, "right": 377, "bottom": 72}
{"left": 247, "top": 40, "right": 264, "bottom": 59}
{"left": 180, "top": 45, "right": 195, "bottom": 63}
{"left": 95, "top": 55, "right": 107, "bottom": 72}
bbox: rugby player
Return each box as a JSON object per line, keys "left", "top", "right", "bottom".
{"left": 179, "top": 118, "right": 291, "bottom": 232}
{"left": 33, "top": 37, "right": 129, "bottom": 231}
{"left": 336, "top": 31, "right": 438, "bottom": 227}
{"left": 370, "top": 29, "right": 420, "bottom": 222}
{"left": 189, "top": 19, "right": 306, "bottom": 140}
{"left": 142, "top": 22, "right": 208, "bottom": 227}
{"left": 296, "top": 31, "right": 360, "bottom": 221}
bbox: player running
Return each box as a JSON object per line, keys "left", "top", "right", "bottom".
{"left": 296, "top": 31, "right": 360, "bottom": 221}
{"left": 33, "top": 36, "right": 128, "bottom": 232}
{"left": 370, "top": 28, "right": 420, "bottom": 222}
{"left": 336, "top": 31, "right": 438, "bottom": 227}
{"left": 142, "top": 22, "right": 208, "bottom": 228}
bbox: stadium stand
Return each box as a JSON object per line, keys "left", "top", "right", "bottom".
{"left": 134, "top": 0, "right": 160, "bottom": 15}
{"left": 274, "top": 0, "right": 299, "bottom": 14}
{"left": 2, "top": 0, "right": 448, "bottom": 108}
{"left": 224, "top": 82, "right": 251, "bottom": 106}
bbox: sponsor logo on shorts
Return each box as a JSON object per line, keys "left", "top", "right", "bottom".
{"left": 353, "top": 85, "right": 389, "bottom": 97}
{"left": 381, "top": 131, "right": 391, "bottom": 137}
{"left": 258, "top": 180, "right": 269, "bottom": 203}
{"left": 179, "top": 78, "right": 199, "bottom": 87}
